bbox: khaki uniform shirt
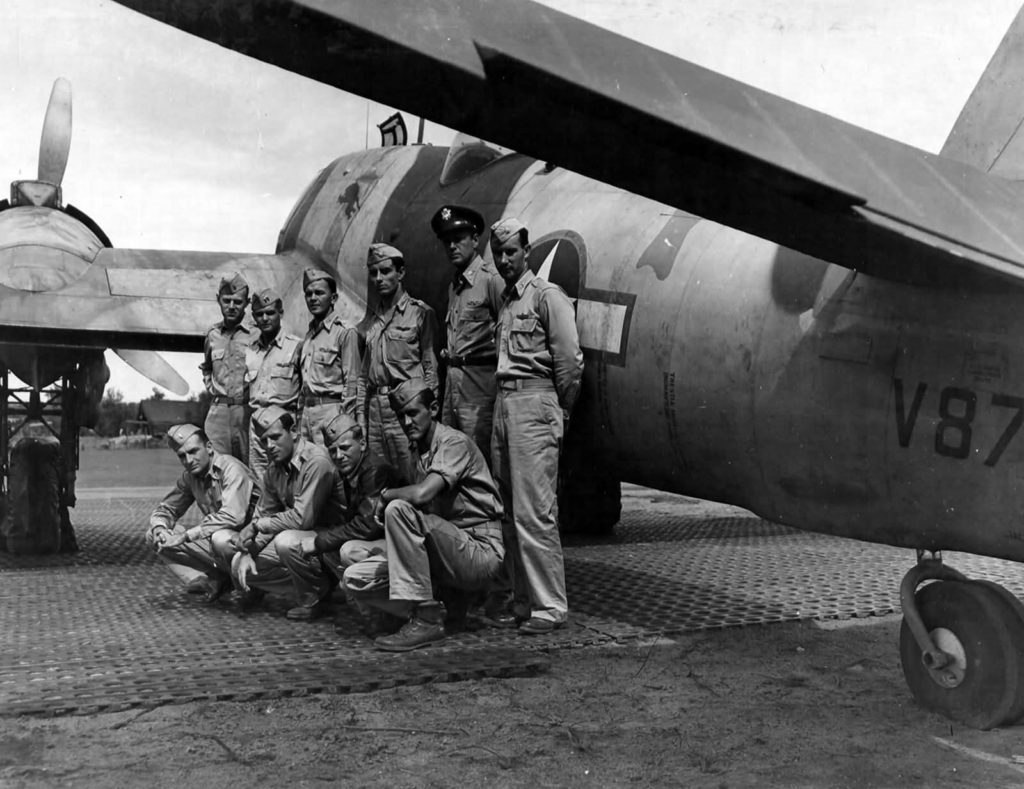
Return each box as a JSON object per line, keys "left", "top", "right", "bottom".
{"left": 250, "top": 439, "right": 344, "bottom": 552}
{"left": 496, "top": 270, "right": 584, "bottom": 412}
{"left": 418, "top": 423, "right": 503, "bottom": 529}
{"left": 246, "top": 329, "right": 302, "bottom": 410}
{"left": 200, "top": 322, "right": 255, "bottom": 401}
{"left": 358, "top": 289, "right": 438, "bottom": 414}
{"left": 300, "top": 310, "right": 360, "bottom": 409}
{"left": 446, "top": 255, "right": 503, "bottom": 358}
{"left": 149, "top": 452, "right": 256, "bottom": 540}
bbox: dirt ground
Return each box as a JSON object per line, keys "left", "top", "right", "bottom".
{"left": 5, "top": 447, "right": 1024, "bottom": 787}
{"left": 4, "top": 615, "right": 1024, "bottom": 788}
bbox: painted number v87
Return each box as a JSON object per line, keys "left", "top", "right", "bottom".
{"left": 894, "top": 379, "right": 1024, "bottom": 466}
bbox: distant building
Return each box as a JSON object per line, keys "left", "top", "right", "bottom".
{"left": 137, "top": 399, "right": 207, "bottom": 438}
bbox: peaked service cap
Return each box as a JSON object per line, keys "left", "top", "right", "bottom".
{"left": 388, "top": 377, "right": 433, "bottom": 411}
{"left": 302, "top": 267, "right": 336, "bottom": 289}
{"left": 251, "top": 288, "right": 283, "bottom": 311}
{"left": 252, "top": 405, "right": 290, "bottom": 436}
{"left": 431, "top": 204, "right": 485, "bottom": 237}
{"left": 166, "top": 423, "right": 203, "bottom": 450}
{"left": 218, "top": 272, "right": 249, "bottom": 295}
{"left": 489, "top": 217, "right": 527, "bottom": 246}
{"left": 367, "top": 242, "right": 404, "bottom": 266}
{"left": 321, "top": 412, "right": 361, "bottom": 447}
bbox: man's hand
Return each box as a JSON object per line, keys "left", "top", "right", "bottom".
{"left": 298, "top": 535, "right": 318, "bottom": 558}
{"left": 157, "top": 530, "right": 188, "bottom": 553}
{"left": 255, "top": 517, "right": 275, "bottom": 534}
{"left": 231, "top": 552, "right": 257, "bottom": 591}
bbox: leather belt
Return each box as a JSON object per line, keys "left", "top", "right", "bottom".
{"left": 212, "top": 395, "right": 246, "bottom": 406}
{"left": 302, "top": 394, "right": 344, "bottom": 407}
{"left": 497, "top": 379, "right": 555, "bottom": 392}
{"left": 443, "top": 352, "right": 498, "bottom": 369}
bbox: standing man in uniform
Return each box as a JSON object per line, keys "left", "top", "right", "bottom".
{"left": 490, "top": 218, "right": 583, "bottom": 634}
{"left": 299, "top": 268, "right": 361, "bottom": 444}
{"left": 201, "top": 272, "right": 254, "bottom": 465}
{"left": 246, "top": 288, "right": 303, "bottom": 487}
{"left": 147, "top": 424, "right": 256, "bottom": 603}
{"left": 430, "top": 204, "right": 504, "bottom": 462}
{"left": 357, "top": 243, "right": 438, "bottom": 484}
{"left": 230, "top": 406, "right": 345, "bottom": 621}
{"left": 342, "top": 378, "right": 504, "bottom": 652}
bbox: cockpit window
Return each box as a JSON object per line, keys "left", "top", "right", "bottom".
{"left": 439, "top": 134, "right": 514, "bottom": 186}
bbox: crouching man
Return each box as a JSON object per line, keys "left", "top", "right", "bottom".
{"left": 229, "top": 406, "right": 345, "bottom": 620}
{"left": 147, "top": 424, "right": 256, "bottom": 602}
{"left": 343, "top": 378, "right": 504, "bottom": 652}
{"left": 295, "top": 412, "right": 396, "bottom": 583}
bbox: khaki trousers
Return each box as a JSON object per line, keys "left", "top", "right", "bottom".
{"left": 492, "top": 387, "right": 567, "bottom": 623}
{"left": 205, "top": 402, "right": 249, "bottom": 466}
{"left": 246, "top": 530, "right": 333, "bottom": 607}
{"left": 441, "top": 365, "right": 497, "bottom": 466}
{"left": 341, "top": 501, "right": 503, "bottom": 616}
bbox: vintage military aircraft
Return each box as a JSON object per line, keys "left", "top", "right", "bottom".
{"left": 5, "top": 0, "right": 1024, "bottom": 728}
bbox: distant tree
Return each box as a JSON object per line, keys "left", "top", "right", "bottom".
{"left": 150, "top": 387, "right": 166, "bottom": 401}
{"left": 96, "top": 388, "right": 139, "bottom": 437}
{"left": 188, "top": 389, "right": 213, "bottom": 422}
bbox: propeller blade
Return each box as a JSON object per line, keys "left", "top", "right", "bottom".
{"left": 112, "top": 349, "right": 190, "bottom": 397}
{"left": 38, "top": 78, "right": 72, "bottom": 186}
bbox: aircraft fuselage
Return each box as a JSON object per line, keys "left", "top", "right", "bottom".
{"left": 274, "top": 144, "right": 1024, "bottom": 562}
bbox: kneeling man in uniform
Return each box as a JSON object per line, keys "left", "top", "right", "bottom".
{"left": 342, "top": 378, "right": 504, "bottom": 652}
{"left": 147, "top": 423, "right": 256, "bottom": 602}
{"left": 229, "top": 406, "right": 345, "bottom": 620}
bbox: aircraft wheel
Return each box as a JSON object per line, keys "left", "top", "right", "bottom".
{"left": 899, "top": 580, "right": 1024, "bottom": 729}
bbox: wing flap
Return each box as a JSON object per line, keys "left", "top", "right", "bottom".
{"left": 116, "top": 0, "right": 1024, "bottom": 286}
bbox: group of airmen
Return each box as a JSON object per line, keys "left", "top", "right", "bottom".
{"left": 146, "top": 205, "right": 584, "bottom": 652}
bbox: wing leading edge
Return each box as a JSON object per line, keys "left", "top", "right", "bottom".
{"left": 116, "top": 0, "right": 1024, "bottom": 287}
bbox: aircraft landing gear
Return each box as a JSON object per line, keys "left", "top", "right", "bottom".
{"left": 899, "top": 552, "right": 1024, "bottom": 729}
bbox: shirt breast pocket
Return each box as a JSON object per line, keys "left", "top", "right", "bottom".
{"left": 385, "top": 326, "right": 419, "bottom": 362}
{"left": 314, "top": 348, "right": 338, "bottom": 368}
{"left": 271, "top": 364, "right": 297, "bottom": 396}
{"left": 211, "top": 348, "right": 226, "bottom": 362}
{"left": 509, "top": 317, "right": 539, "bottom": 352}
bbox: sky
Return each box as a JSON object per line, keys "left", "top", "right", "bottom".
{"left": 1, "top": 0, "right": 1021, "bottom": 401}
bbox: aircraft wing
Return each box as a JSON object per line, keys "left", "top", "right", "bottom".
{"left": 0, "top": 247, "right": 303, "bottom": 351}
{"left": 116, "top": 0, "right": 1024, "bottom": 287}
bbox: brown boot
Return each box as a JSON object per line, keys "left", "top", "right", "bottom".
{"left": 374, "top": 602, "right": 446, "bottom": 652}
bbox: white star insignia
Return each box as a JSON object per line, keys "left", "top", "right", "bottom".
{"left": 441, "top": 208, "right": 452, "bottom": 220}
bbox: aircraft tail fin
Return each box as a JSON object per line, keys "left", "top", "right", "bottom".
{"left": 941, "top": 7, "right": 1024, "bottom": 177}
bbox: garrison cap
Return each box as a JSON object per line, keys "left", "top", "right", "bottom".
{"left": 388, "top": 377, "right": 433, "bottom": 411}
{"left": 431, "top": 204, "right": 485, "bottom": 238}
{"left": 367, "top": 242, "right": 404, "bottom": 266}
{"left": 166, "top": 423, "right": 202, "bottom": 450}
{"left": 321, "top": 412, "right": 361, "bottom": 447}
{"left": 252, "top": 405, "right": 289, "bottom": 436}
{"left": 302, "top": 267, "right": 336, "bottom": 289}
{"left": 489, "top": 217, "right": 527, "bottom": 246}
{"left": 251, "top": 287, "right": 283, "bottom": 312}
{"left": 218, "top": 272, "right": 249, "bottom": 296}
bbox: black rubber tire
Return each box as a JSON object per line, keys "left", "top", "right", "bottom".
{"left": 900, "top": 580, "right": 1024, "bottom": 730}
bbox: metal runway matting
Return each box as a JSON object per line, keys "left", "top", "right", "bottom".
{"left": 2, "top": 489, "right": 1023, "bottom": 717}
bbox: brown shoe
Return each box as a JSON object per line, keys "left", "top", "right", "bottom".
{"left": 286, "top": 599, "right": 330, "bottom": 621}
{"left": 186, "top": 576, "right": 209, "bottom": 595}
{"left": 357, "top": 611, "right": 405, "bottom": 638}
{"left": 518, "top": 617, "right": 564, "bottom": 635}
{"left": 236, "top": 588, "right": 266, "bottom": 611}
{"left": 201, "top": 577, "right": 231, "bottom": 605}
{"left": 374, "top": 617, "right": 446, "bottom": 652}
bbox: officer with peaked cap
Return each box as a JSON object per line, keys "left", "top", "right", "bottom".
{"left": 298, "top": 267, "right": 360, "bottom": 446}
{"left": 228, "top": 405, "right": 346, "bottom": 620}
{"left": 200, "top": 272, "right": 255, "bottom": 465}
{"left": 356, "top": 243, "right": 438, "bottom": 485}
{"left": 146, "top": 424, "right": 256, "bottom": 602}
{"left": 431, "top": 204, "right": 504, "bottom": 464}
{"left": 489, "top": 217, "right": 583, "bottom": 634}
{"left": 245, "top": 287, "right": 303, "bottom": 489}
{"left": 342, "top": 377, "right": 504, "bottom": 651}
